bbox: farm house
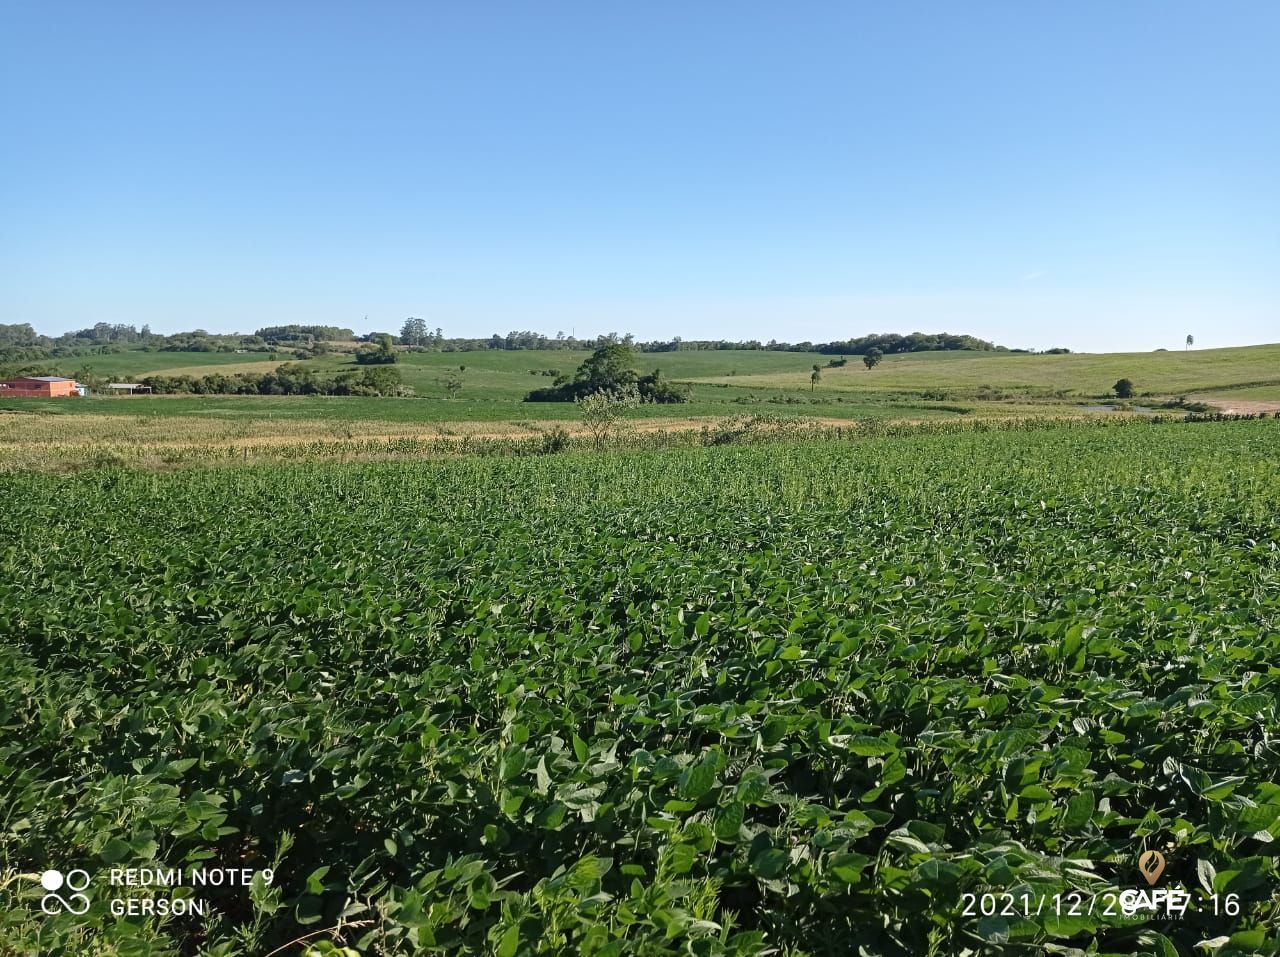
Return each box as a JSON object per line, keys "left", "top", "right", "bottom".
{"left": 0, "top": 375, "right": 86, "bottom": 397}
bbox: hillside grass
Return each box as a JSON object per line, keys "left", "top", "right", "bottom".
{"left": 43, "top": 342, "right": 1280, "bottom": 403}
{"left": 4, "top": 344, "right": 1275, "bottom": 452}
{"left": 690, "top": 343, "right": 1280, "bottom": 398}
{"left": 45, "top": 350, "right": 287, "bottom": 377}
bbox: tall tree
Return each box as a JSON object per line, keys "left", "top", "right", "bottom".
{"left": 400, "top": 317, "right": 428, "bottom": 346}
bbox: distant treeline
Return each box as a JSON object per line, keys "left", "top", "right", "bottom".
{"left": 1, "top": 321, "right": 1032, "bottom": 377}
{"left": 139, "top": 364, "right": 405, "bottom": 397}
{"left": 417, "top": 329, "right": 1013, "bottom": 355}
{"left": 0, "top": 322, "right": 294, "bottom": 371}
{"left": 254, "top": 324, "right": 356, "bottom": 343}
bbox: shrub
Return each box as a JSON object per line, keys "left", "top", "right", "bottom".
{"left": 525, "top": 346, "right": 690, "bottom": 403}
{"left": 538, "top": 426, "right": 572, "bottom": 454}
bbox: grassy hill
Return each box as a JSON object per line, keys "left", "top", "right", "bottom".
{"left": 50, "top": 350, "right": 286, "bottom": 378}
{"left": 686, "top": 343, "right": 1280, "bottom": 401}
{"left": 65, "top": 346, "right": 832, "bottom": 399}
{"left": 59, "top": 342, "right": 1280, "bottom": 400}
{"left": 8, "top": 344, "right": 1277, "bottom": 441}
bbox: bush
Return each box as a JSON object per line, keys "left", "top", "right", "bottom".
{"left": 355, "top": 334, "right": 398, "bottom": 365}
{"left": 538, "top": 427, "right": 572, "bottom": 454}
{"left": 525, "top": 345, "right": 690, "bottom": 403}
{"left": 1113, "top": 378, "right": 1135, "bottom": 399}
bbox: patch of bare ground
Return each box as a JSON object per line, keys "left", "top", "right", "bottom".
{"left": 1191, "top": 395, "right": 1280, "bottom": 414}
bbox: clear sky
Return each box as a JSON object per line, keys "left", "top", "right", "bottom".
{"left": 2, "top": 2, "right": 1276, "bottom": 352}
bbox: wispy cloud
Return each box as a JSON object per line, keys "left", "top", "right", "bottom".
{"left": 1019, "top": 270, "right": 1047, "bottom": 282}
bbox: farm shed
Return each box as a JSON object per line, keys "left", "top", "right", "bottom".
{"left": 0, "top": 375, "right": 83, "bottom": 398}
{"left": 106, "top": 383, "right": 153, "bottom": 395}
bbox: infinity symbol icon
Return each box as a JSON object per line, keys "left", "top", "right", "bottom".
{"left": 40, "top": 869, "right": 91, "bottom": 915}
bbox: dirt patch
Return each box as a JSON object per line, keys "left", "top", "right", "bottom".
{"left": 1191, "top": 394, "right": 1280, "bottom": 414}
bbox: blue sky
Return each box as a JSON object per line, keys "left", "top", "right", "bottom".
{"left": 2, "top": 2, "right": 1276, "bottom": 352}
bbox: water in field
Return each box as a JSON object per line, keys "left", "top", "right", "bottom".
{"left": 1082, "top": 403, "right": 1156, "bottom": 412}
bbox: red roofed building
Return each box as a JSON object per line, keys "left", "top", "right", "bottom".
{"left": 0, "top": 375, "right": 84, "bottom": 397}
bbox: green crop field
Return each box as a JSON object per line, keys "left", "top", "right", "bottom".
{"left": 3, "top": 418, "right": 1279, "bottom": 955}
{"left": 48, "top": 351, "right": 292, "bottom": 378}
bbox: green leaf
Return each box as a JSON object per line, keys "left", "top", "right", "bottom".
{"left": 679, "top": 758, "right": 717, "bottom": 801}
{"left": 100, "top": 837, "right": 133, "bottom": 864}
{"left": 714, "top": 802, "right": 745, "bottom": 842}
{"left": 497, "top": 924, "right": 520, "bottom": 957}
{"left": 306, "top": 865, "right": 331, "bottom": 894}
{"left": 1062, "top": 790, "right": 1095, "bottom": 830}
{"left": 750, "top": 847, "right": 790, "bottom": 879}
{"left": 828, "top": 852, "right": 870, "bottom": 883}
{"left": 1196, "top": 858, "right": 1216, "bottom": 893}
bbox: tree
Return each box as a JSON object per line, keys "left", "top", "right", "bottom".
{"left": 575, "top": 343, "right": 639, "bottom": 393}
{"left": 810, "top": 364, "right": 821, "bottom": 391}
{"left": 1186, "top": 334, "right": 1194, "bottom": 351}
{"left": 400, "top": 317, "right": 429, "bottom": 346}
{"left": 525, "top": 348, "right": 689, "bottom": 403}
{"left": 526, "top": 343, "right": 666, "bottom": 402}
{"left": 355, "top": 334, "right": 398, "bottom": 365}
{"left": 637, "top": 368, "right": 691, "bottom": 404}
{"left": 1113, "top": 378, "right": 1135, "bottom": 399}
{"left": 863, "top": 348, "right": 884, "bottom": 370}
{"left": 577, "top": 389, "right": 637, "bottom": 450}
{"left": 445, "top": 373, "right": 463, "bottom": 399}
{"left": 355, "top": 365, "right": 403, "bottom": 396}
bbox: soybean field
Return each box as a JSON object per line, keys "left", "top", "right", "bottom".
{"left": 3, "top": 419, "right": 1279, "bottom": 956}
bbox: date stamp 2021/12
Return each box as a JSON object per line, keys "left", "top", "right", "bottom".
{"left": 961, "top": 888, "right": 1242, "bottom": 920}
{"left": 962, "top": 851, "right": 1245, "bottom": 922}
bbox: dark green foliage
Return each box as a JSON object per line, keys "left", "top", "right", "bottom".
{"left": 2, "top": 422, "right": 1278, "bottom": 954}
{"left": 256, "top": 325, "right": 356, "bottom": 343}
{"left": 1114, "top": 378, "right": 1136, "bottom": 398}
{"left": 142, "top": 363, "right": 404, "bottom": 396}
{"left": 399, "top": 317, "right": 440, "bottom": 347}
{"left": 814, "top": 331, "right": 1002, "bottom": 355}
{"left": 355, "top": 335, "right": 398, "bottom": 365}
{"left": 863, "top": 348, "right": 884, "bottom": 370}
{"left": 637, "top": 368, "right": 692, "bottom": 404}
{"left": 3, "top": 321, "right": 1013, "bottom": 371}
{"left": 525, "top": 345, "right": 691, "bottom": 403}
{"left": 0, "top": 322, "right": 42, "bottom": 347}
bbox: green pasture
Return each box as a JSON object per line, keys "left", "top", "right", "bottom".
{"left": 693, "top": 343, "right": 1280, "bottom": 399}
{"left": 8, "top": 343, "right": 1276, "bottom": 426}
